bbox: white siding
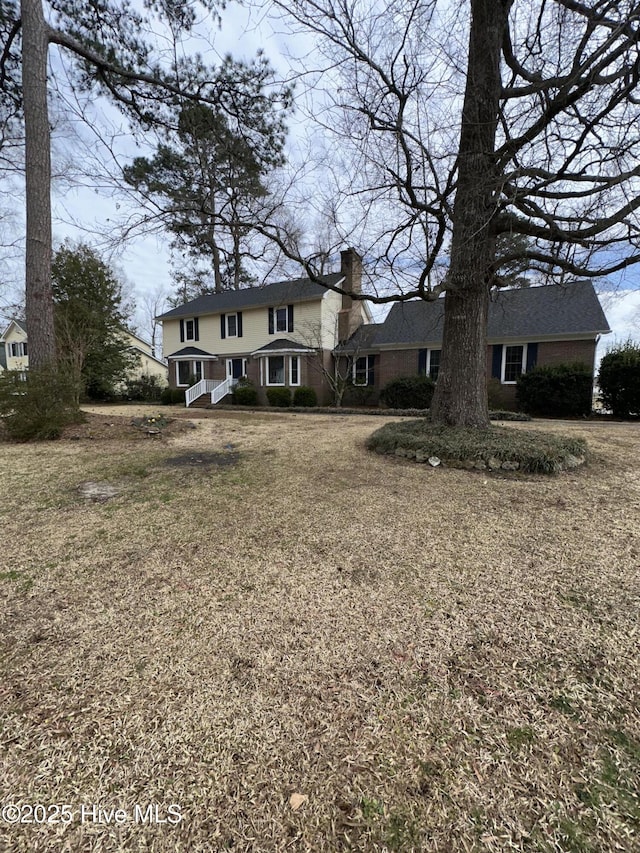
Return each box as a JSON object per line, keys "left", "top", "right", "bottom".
{"left": 3, "top": 324, "right": 29, "bottom": 372}
{"left": 163, "top": 299, "right": 327, "bottom": 358}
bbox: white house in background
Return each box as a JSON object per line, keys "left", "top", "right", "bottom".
{"left": 121, "top": 330, "right": 169, "bottom": 386}
{"left": 0, "top": 320, "right": 168, "bottom": 387}
{"left": 0, "top": 319, "right": 29, "bottom": 376}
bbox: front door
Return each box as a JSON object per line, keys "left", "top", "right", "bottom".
{"left": 227, "top": 358, "right": 246, "bottom": 380}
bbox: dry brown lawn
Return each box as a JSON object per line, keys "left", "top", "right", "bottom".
{"left": 0, "top": 407, "right": 639, "bottom": 852}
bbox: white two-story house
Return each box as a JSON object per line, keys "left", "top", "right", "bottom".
{"left": 158, "top": 249, "right": 371, "bottom": 406}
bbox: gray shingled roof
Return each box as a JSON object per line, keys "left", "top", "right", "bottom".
{"left": 251, "top": 339, "right": 317, "bottom": 354}
{"left": 166, "top": 346, "right": 217, "bottom": 358}
{"left": 158, "top": 273, "right": 344, "bottom": 320}
{"left": 341, "top": 281, "right": 610, "bottom": 350}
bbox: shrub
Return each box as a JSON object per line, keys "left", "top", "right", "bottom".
{"left": 380, "top": 375, "right": 436, "bottom": 409}
{"left": 598, "top": 340, "right": 640, "bottom": 418}
{"left": 266, "top": 387, "right": 292, "bottom": 407}
{"left": 516, "top": 362, "right": 593, "bottom": 417}
{"left": 233, "top": 379, "right": 259, "bottom": 406}
{"left": 123, "top": 375, "right": 164, "bottom": 402}
{"left": 0, "top": 368, "right": 83, "bottom": 441}
{"left": 160, "top": 387, "right": 186, "bottom": 405}
{"left": 293, "top": 386, "right": 317, "bottom": 407}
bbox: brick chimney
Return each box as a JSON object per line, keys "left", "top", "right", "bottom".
{"left": 337, "top": 248, "right": 363, "bottom": 343}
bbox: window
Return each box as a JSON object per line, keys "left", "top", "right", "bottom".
{"left": 290, "top": 356, "right": 299, "bottom": 386}
{"left": 176, "top": 360, "right": 203, "bottom": 386}
{"left": 275, "top": 308, "right": 287, "bottom": 332}
{"left": 267, "top": 355, "right": 285, "bottom": 385}
{"left": 10, "top": 342, "right": 27, "bottom": 357}
{"left": 353, "top": 355, "right": 374, "bottom": 386}
{"left": 226, "top": 313, "right": 237, "bottom": 337}
{"left": 180, "top": 317, "right": 199, "bottom": 342}
{"left": 428, "top": 349, "right": 440, "bottom": 381}
{"left": 502, "top": 345, "right": 526, "bottom": 383}
{"left": 268, "top": 305, "right": 294, "bottom": 334}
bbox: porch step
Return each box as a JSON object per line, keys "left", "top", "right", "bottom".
{"left": 188, "top": 394, "right": 211, "bottom": 408}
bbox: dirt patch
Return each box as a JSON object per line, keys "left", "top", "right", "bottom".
{"left": 164, "top": 449, "right": 240, "bottom": 468}
{"left": 76, "top": 480, "right": 120, "bottom": 501}
{"left": 59, "top": 411, "right": 193, "bottom": 442}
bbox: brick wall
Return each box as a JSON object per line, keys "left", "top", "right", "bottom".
{"left": 536, "top": 339, "right": 596, "bottom": 368}
{"left": 303, "top": 350, "right": 334, "bottom": 406}
{"left": 378, "top": 350, "right": 421, "bottom": 388}
{"left": 374, "top": 339, "right": 597, "bottom": 410}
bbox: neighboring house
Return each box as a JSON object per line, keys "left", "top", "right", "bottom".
{"left": 0, "top": 320, "right": 167, "bottom": 389}
{"left": 158, "top": 248, "right": 371, "bottom": 405}
{"left": 158, "top": 253, "right": 610, "bottom": 409}
{"left": 339, "top": 280, "right": 611, "bottom": 407}
{"left": 120, "top": 329, "right": 168, "bottom": 387}
{"left": 0, "top": 319, "right": 29, "bottom": 378}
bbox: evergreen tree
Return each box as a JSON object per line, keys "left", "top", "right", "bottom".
{"left": 125, "top": 98, "right": 287, "bottom": 296}
{"left": 52, "top": 242, "right": 137, "bottom": 401}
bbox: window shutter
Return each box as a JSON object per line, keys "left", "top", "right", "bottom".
{"left": 237, "top": 312, "right": 243, "bottom": 338}
{"left": 491, "top": 345, "right": 503, "bottom": 379}
{"left": 287, "top": 304, "right": 294, "bottom": 333}
{"left": 367, "top": 355, "right": 375, "bottom": 386}
{"left": 194, "top": 317, "right": 199, "bottom": 341}
{"left": 220, "top": 314, "right": 226, "bottom": 339}
{"left": 180, "top": 319, "right": 185, "bottom": 343}
{"left": 418, "top": 349, "right": 427, "bottom": 375}
{"left": 526, "top": 343, "right": 538, "bottom": 372}
{"left": 268, "top": 307, "right": 274, "bottom": 334}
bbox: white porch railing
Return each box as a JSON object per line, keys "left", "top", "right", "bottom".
{"left": 211, "top": 377, "right": 238, "bottom": 405}
{"left": 185, "top": 379, "right": 220, "bottom": 407}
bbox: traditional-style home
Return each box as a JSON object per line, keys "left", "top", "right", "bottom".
{"left": 158, "top": 251, "right": 610, "bottom": 409}
{"left": 158, "top": 249, "right": 372, "bottom": 406}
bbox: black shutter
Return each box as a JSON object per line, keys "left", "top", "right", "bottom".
{"left": 287, "top": 304, "right": 294, "bottom": 333}
{"left": 418, "top": 349, "right": 427, "bottom": 375}
{"left": 367, "top": 355, "right": 375, "bottom": 386}
{"left": 237, "top": 312, "right": 243, "bottom": 338}
{"left": 220, "top": 314, "right": 226, "bottom": 339}
{"left": 194, "top": 317, "right": 199, "bottom": 341}
{"left": 180, "top": 319, "right": 185, "bottom": 343}
{"left": 526, "top": 342, "right": 538, "bottom": 371}
{"left": 268, "top": 307, "right": 274, "bottom": 334}
{"left": 491, "top": 345, "right": 503, "bottom": 379}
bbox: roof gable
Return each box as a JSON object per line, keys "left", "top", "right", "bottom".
{"left": 0, "top": 319, "right": 27, "bottom": 341}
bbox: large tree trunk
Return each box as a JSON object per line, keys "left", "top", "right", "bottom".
{"left": 429, "top": 0, "right": 512, "bottom": 428}
{"left": 21, "top": 0, "right": 56, "bottom": 367}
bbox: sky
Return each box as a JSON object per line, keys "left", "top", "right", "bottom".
{"left": 2, "top": 0, "right": 640, "bottom": 352}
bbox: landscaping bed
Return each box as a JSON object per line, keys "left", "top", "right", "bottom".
{"left": 367, "top": 419, "right": 588, "bottom": 474}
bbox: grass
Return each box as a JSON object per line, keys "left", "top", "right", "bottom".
{"left": 367, "top": 419, "right": 588, "bottom": 473}
{"left": 0, "top": 407, "right": 639, "bottom": 852}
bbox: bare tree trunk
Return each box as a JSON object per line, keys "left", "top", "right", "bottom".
{"left": 430, "top": 0, "right": 512, "bottom": 428}
{"left": 21, "top": 0, "right": 56, "bottom": 367}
